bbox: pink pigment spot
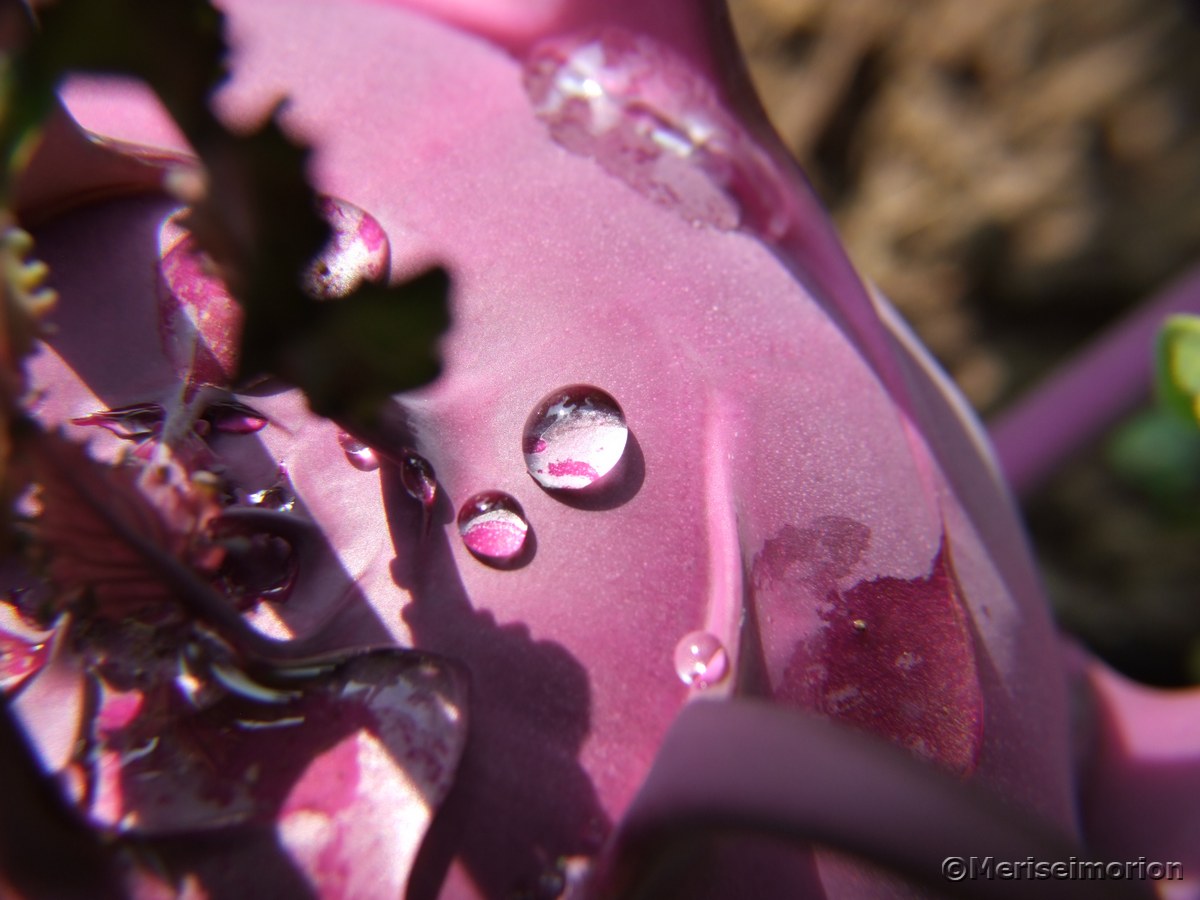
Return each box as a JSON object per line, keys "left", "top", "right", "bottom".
{"left": 546, "top": 459, "right": 599, "bottom": 481}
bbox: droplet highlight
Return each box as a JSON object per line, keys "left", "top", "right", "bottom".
{"left": 336, "top": 431, "right": 381, "bottom": 472}
{"left": 457, "top": 492, "right": 529, "bottom": 565}
{"left": 673, "top": 631, "right": 728, "bottom": 689}
{"left": 523, "top": 385, "right": 628, "bottom": 491}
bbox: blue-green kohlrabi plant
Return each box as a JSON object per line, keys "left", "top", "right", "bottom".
{"left": 1, "top": 0, "right": 1199, "bottom": 897}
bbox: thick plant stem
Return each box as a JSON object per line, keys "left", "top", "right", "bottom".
{"left": 989, "top": 264, "right": 1200, "bottom": 497}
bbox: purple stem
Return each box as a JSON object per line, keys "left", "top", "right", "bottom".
{"left": 592, "top": 700, "right": 1149, "bottom": 900}
{"left": 989, "top": 263, "right": 1200, "bottom": 497}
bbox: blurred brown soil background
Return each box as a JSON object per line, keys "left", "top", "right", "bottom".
{"left": 728, "top": 0, "right": 1200, "bottom": 685}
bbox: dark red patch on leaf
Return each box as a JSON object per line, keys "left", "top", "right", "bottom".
{"left": 768, "top": 534, "right": 983, "bottom": 775}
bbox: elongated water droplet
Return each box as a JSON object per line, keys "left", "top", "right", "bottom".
{"left": 523, "top": 28, "right": 743, "bottom": 229}
{"left": 400, "top": 451, "right": 438, "bottom": 533}
{"left": 524, "top": 385, "right": 628, "bottom": 491}
{"left": 72, "top": 403, "right": 165, "bottom": 441}
{"left": 157, "top": 210, "right": 242, "bottom": 387}
{"left": 457, "top": 492, "right": 529, "bottom": 565}
{"left": 303, "top": 196, "right": 391, "bottom": 299}
{"left": 337, "top": 431, "right": 381, "bottom": 472}
{"left": 673, "top": 631, "right": 728, "bottom": 689}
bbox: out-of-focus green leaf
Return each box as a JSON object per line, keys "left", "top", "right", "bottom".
{"left": 1157, "top": 314, "right": 1200, "bottom": 428}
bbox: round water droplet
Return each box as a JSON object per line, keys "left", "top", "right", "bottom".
{"left": 457, "top": 492, "right": 529, "bottom": 564}
{"left": 523, "top": 385, "right": 628, "bottom": 491}
{"left": 336, "top": 431, "right": 381, "bottom": 472}
{"left": 302, "top": 196, "right": 391, "bottom": 300}
{"left": 673, "top": 631, "right": 728, "bottom": 689}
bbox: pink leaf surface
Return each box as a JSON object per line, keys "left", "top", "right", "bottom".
{"left": 8, "top": 0, "right": 1087, "bottom": 895}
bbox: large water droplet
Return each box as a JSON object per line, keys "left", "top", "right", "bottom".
{"left": 523, "top": 28, "right": 743, "bottom": 229}
{"left": 457, "top": 492, "right": 529, "bottom": 565}
{"left": 673, "top": 631, "right": 728, "bottom": 689}
{"left": 336, "top": 431, "right": 381, "bottom": 472}
{"left": 302, "top": 196, "right": 391, "bottom": 300}
{"left": 523, "top": 385, "right": 628, "bottom": 491}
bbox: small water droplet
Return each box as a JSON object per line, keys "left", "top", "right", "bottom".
{"left": 336, "top": 431, "right": 381, "bottom": 472}
{"left": 302, "top": 196, "right": 391, "bottom": 300}
{"left": 457, "top": 492, "right": 529, "bottom": 565}
{"left": 673, "top": 631, "right": 728, "bottom": 689}
{"left": 523, "top": 385, "right": 628, "bottom": 491}
{"left": 523, "top": 28, "right": 743, "bottom": 229}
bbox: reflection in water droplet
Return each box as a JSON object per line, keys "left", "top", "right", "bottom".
{"left": 673, "top": 631, "right": 728, "bottom": 689}
{"left": 337, "top": 431, "right": 381, "bottom": 472}
{"left": 400, "top": 451, "right": 437, "bottom": 510}
{"left": 303, "top": 196, "right": 391, "bottom": 299}
{"left": 523, "top": 28, "right": 743, "bottom": 229}
{"left": 457, "top": 492, "right": 529, "bottom": 564}
{"left": 523, "top": 385, "right": 628, "bottom": 491}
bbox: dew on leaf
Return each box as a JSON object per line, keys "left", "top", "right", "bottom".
{"left": 457, "top": 491, "right": 530, "bottom": 565}
{"left": 523, "top": 385, "right": 628, "bottom": 491}
{"left": 673, "top": 631, "right": 728, "bottom": 689}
